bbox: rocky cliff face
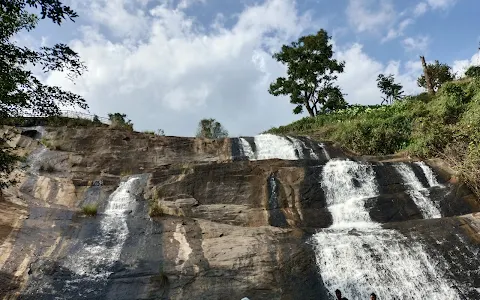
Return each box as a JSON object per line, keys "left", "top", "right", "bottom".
{"left": 0, "top": 126, "right": 479, "bottom": 300}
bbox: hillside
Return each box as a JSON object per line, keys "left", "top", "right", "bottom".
{"left": 268, "top": 77, "right": 480, "bottom": 198}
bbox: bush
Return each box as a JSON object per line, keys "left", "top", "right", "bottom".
{"left": 149, "top": 202, "right": 163, "bottom": 217}
{"left": 82, "top": 203, "right": 98, "bottom": 216}
{"left": 108, "top": 113, "right": 134, "bottom": 131}
{"left": 465, "top": 66, "right": 480, "bottom": 78}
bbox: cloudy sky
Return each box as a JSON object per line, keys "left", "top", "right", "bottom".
{"left": 21, "top": 0, "right": 480, "bottom": 136}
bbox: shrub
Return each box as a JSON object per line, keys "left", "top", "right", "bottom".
{"left": 108, "top": 113, "right": 134, "bottom": 131}
{"left": 82, "top": 203, "right": 98, "bottom": 216}
{"left": 465, "top": 66, "right": 480, "bottom": 78}
{"left": 151, "top": 270, "right": 169, "bottom": 287}
{"left": 149, "top": 202, "right": 163, "bottom": 217}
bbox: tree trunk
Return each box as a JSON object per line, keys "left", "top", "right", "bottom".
{"left": 304, "top": 99, "right": 315, "bottom": 117}
{"left": 420, "top": 55, "right": 435, "bottom": 95}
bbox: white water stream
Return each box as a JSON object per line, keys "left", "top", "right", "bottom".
{"left": 238, "top": 134, "right": 323, "bottom": 160}
{"left": 63, "top": 177, "right": 141, "bottom": 280}
{"left": 312, "top": 160, "right": 459, "bottom": 300}
{"left": 394, "top": 163, "right": 442, "bottom": 219}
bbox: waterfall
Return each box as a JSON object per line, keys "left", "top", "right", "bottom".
{"left": 312, "top": 160, "right": 459, "bottom": 300}
{"left": 321, "top": 160, "right": 379, "bottom": 229}
{"left": 253, "top": 134, "right": 300, "bottom": 160}
{"left": 415, "top": 161, "right": 442, "bottom": 187}
{"left": 394, "top": 163, "right": 441, "bottom": 219}
{"left": 239, "top": 138, "right": 255, "bottom": 158}
{"left": 237, "top": 134, "right": 322, "bottom": 160}
{"left": 63, "top": 177, "right": 141, "bottom": 281}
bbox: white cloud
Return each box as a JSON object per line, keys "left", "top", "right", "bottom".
{"left": 334, "top": 43, "right": 421, "bottom": 105}
{"left": 452, "top": 52, "right": 480, "bottom": 77}
{"left": 346, "top": 0, "right": 395, "bottom": 33}
{"left": 382, "top": 18, "right": 414, "bottom": 42}
{"left": 413, "top": 2, "right": 428, "bottom": 16}
{"left": 402, "top": 36, "right": 430, "bottom": 52}
{"left": 45, "top": 0, "right": 315, "bottom": 136}
{"left": 426, "top": 0, "right": 457, "bottom": 10}
{"left": 42, "top": 0, "right": 426, "bottom": 136}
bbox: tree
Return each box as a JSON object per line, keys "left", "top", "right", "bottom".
{"left": 465, "top": 65, "right": 480, "bottom": 78}
{"left": 417, "top": 60, "right": 455, "bottom": 93}
{"left": 196, "top": 118, "right": 228, "bottom": 139}
{"left": 376, "top": 74, "right": 404, "bottom": 105}
{"left": 108, "top": 113, "right": 133, "bottom": 130}
{"left": 1, "top": 0, "right": 87, "bottom": 188}
{"left": 268, "top": 29, "right": 346, "bottom": 117}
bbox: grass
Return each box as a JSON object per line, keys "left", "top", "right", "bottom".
{"left": 40, "top": 138, "right": 63, "bottom": 151}
{"left": 1, "top": 116, "right": 107, "bottom": 128}
{"left": 151, "top": 270, "right": 169, "bottom": 287}
{"left": 120, "top": 169, "right": 133, "bottom": 176}
{"left": 149, "top": 202, "right": 163, "bottom": 217}
{"left": 82, "top": 203, "right": 98, "bottom": 216}
{"left": 267, "top": 76, "right": 480, "bottom": 198}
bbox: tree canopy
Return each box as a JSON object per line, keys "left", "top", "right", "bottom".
{"left": 108, "top": 113, "right": 133, "bottom": 130}
{"left": 417, "top": 60, "right": 455, "bottom": 93}
{"left": 268, "top": 29, "right": 347, "bottom": 117}
{"left": 465, "top": 65, "right": 480, "bottom": 78}
{"left": 1, "top": 0, "right": 87, "bottom": 188}
{"left": 376, "top": 74, "right": 404, "bottom": 105}
{"left": 196, "top": 118, "right": 228, "bottom": 139}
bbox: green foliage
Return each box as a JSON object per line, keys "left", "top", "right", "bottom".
{"left": 0, "top": 142, "right": 20, "bottom": 189}
{"left": 268, "top": 79, "right": 480, "bottom": 198}
{"left": 465, "top": 65, "right": 480, "bottom": 78}
{"left": 149, "top": 202, "right": 163, "bottom": 217}
{"left": 151, "top": 269, "right": 169, "bottom": 288}
{"left": 1, "top": 0, "right": 87, "bottom": 189}
{"left": 82, "top": 203, "right": 98, "bottom": 216}
{"left": 196, "top": 118, "right": 228, "bottom": 139}
{"left": 417, "top": 60, "right": 455, "bottom": 93}
{"left": 143, "top": 129, "right": 165, "bottom": 136}
{"left": 376, "top": 74, "right": 404, "bottom": 105}
{"left": 268, "top": 29, "right": 346, "bottom": 117}
{"left": 92, "top": 115, "right": 101, "bottom": 124}
{"left": 108, "top": 113, "right": 133, "bottom": 131}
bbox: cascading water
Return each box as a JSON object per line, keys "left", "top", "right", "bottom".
{"left": 394, "top": 163, "right": 441, "bottom": 219}
{"left": 63, "top": 177, "right": 142, "bottom": 286}
{"left": 239, "top": 138, "right": 255, "bottom": 158}
{"left": 312, "top": 159, "right": 460, "bottom": 300}
{"left": 237, "top": 134, "right": 324, "bottom": 160}
{"left": 415, "top": 161, "right": 442, "bottom": 187}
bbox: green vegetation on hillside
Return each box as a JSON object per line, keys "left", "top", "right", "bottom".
{"left": 0, "top": 0, "right": 87, "bottom": 188}
{"left": 267, "top": 76, "right": 480, "bottom": 197}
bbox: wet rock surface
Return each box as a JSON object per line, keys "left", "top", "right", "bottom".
{"left": 0, "top": 126, "right": 479, "bottom": 299}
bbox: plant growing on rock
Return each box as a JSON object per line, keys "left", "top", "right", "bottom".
{"left": 108, "top": 113, "right": 134, "bottom": 131}
{"left": 196, "top": 118, "right": 228, "bottom": 139}
{"left": 82, "top": 203, "right": 98, "bottom": 216}
{"left": 149, "top": 202, "right": 163, "bottom": 217}
{"left": 0, "top": 0, "right": 87, "bottom": 189}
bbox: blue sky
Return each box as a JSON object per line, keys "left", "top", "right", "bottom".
{"left": 21, "top": 0, "right": 480, "bottom": 136}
